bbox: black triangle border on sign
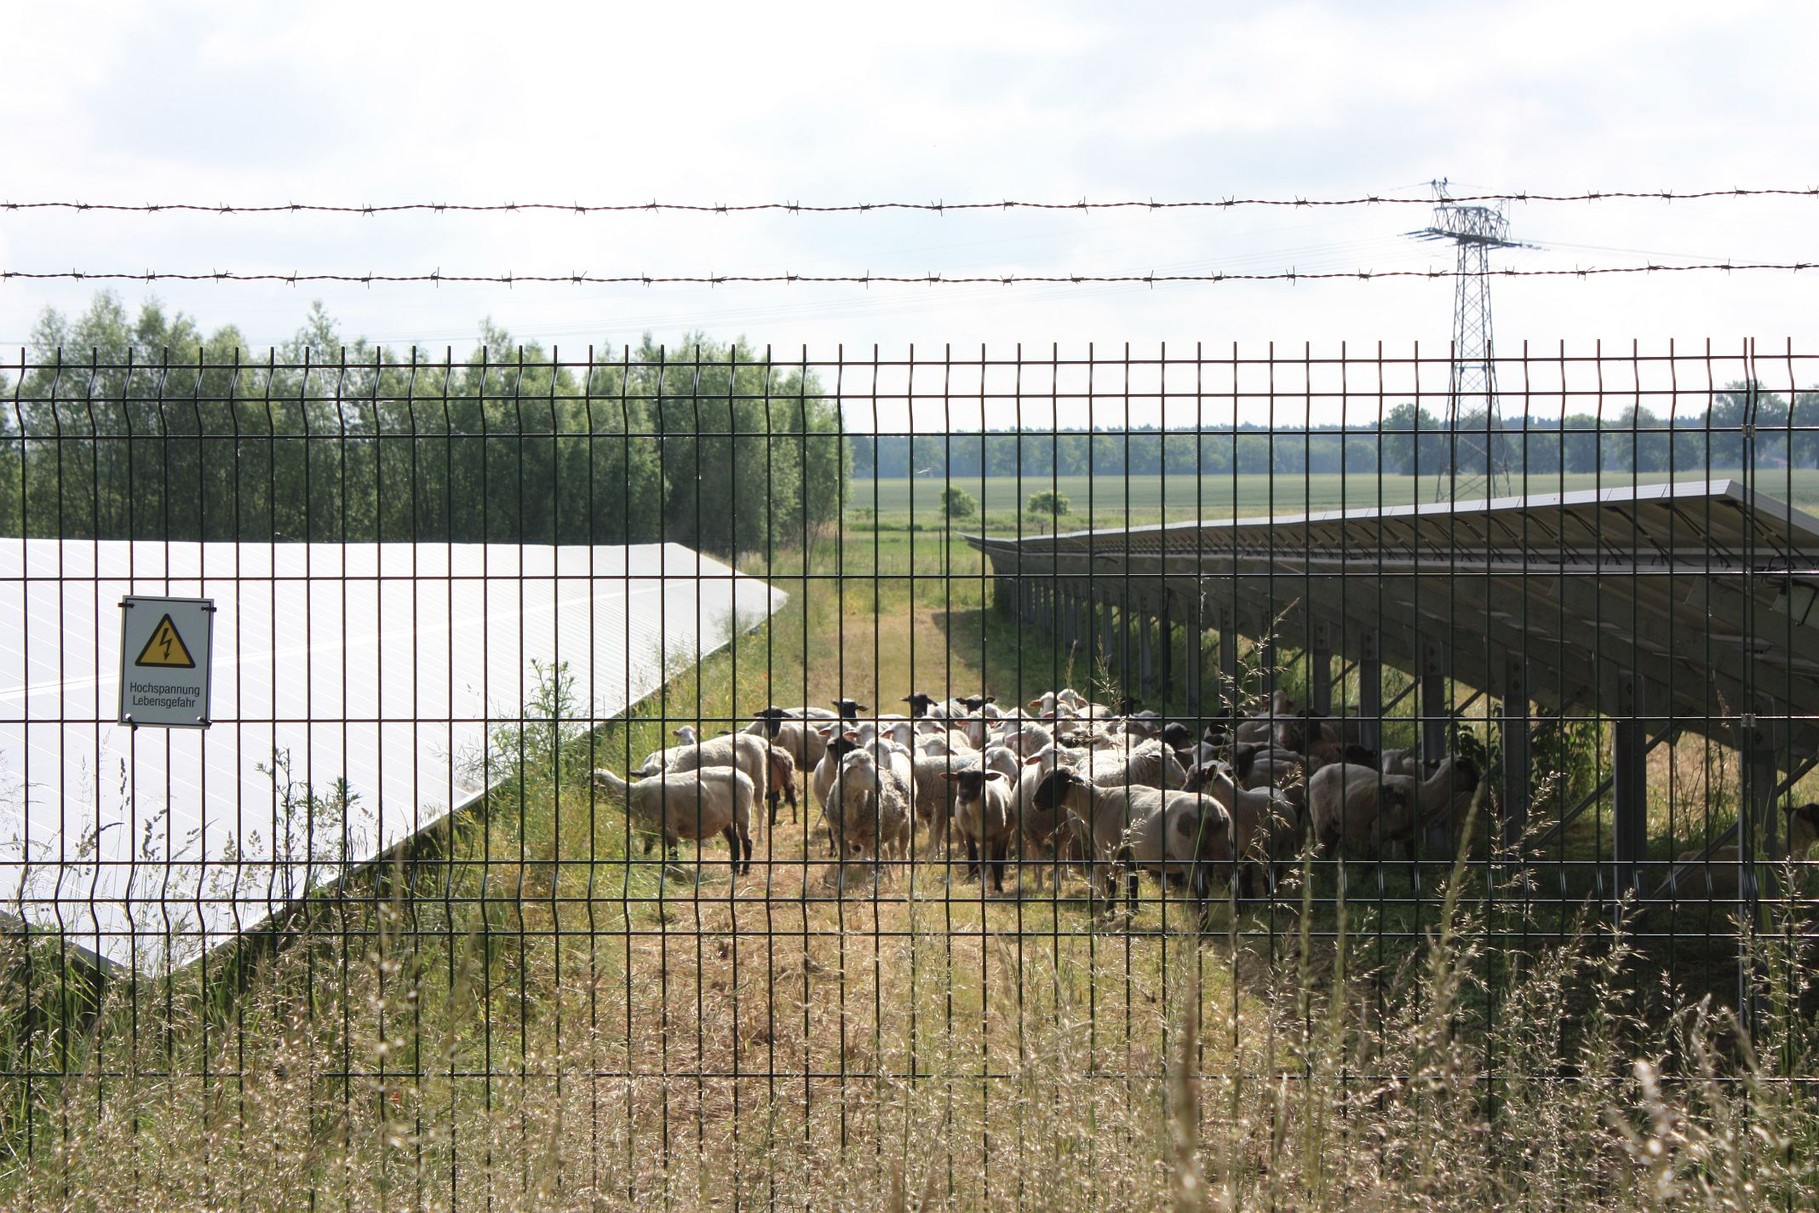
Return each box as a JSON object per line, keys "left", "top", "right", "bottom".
{"left": 135, "top": 613, "right": 197, "bottom": 669}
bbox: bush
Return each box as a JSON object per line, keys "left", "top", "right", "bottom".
{"left": 1027, "top": 489, "right": 1070, "bottom": 517}
{"left": 942, "top": 487, "right": 978, "bottom": 520}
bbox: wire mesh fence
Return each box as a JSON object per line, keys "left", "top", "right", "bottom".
{"left": 2, "top": 340, "right": 1818, "bottom": 1209}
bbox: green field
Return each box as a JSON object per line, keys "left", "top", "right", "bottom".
{"left": 847, "top": 468, "right": 1819, "bottom": 530}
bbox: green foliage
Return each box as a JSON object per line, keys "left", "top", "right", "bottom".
{"left": 2, "top": 296, "right": 846, "bottom": 555}
{"left": 1026, "top": 488, "right": 1069, "bottom": 517}
{"left": 941, "top": 485, "right": 977, "bottom": 520}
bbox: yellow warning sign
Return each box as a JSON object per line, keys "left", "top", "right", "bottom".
{"left": 135, "top": 614, "right": 196, "bottom": 668}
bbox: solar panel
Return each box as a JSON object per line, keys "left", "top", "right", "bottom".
{"left": 0, "top": 541, "right": 785, "bottom": 973}
{"left": 970, "top": 478, "right": 1819, "bottom": 757}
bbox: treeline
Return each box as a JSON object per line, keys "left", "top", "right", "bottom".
{"left": 850, "top": 389, "right": 1819, "bottom": 480}
{"left": 0, "top": 296, "right": 846, "bottom": 556}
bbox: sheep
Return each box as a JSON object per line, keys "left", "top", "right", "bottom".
{"left": 903, "top": 691, "right": 945, "bottom": 719}
{"left": 827, "top": 746, "right": 914, "bottom": 878}
{"left": 999, "top": 722, "right": 1055, "bottom": 758}
{"left": 1029, "top": 767, "right": 1231, "bottom": 909}
{"left": 1669, "top": 802, "right": 1819, "bottom": 898}
{"left": 811, "top": 731, "right": 859, "bottom": 806}
{"left": 655, "top": 727, "right": 771, "bottom": 835}
{"left": 1028, "top": 688, "right": 1113, "bottom": 721}
{"left": 942, "top": 769, "right": 1016, "bottom": 892}
{"left": 916, "top": 729, "right": 976, "bottom": 758}
{"left": 592, "top": 765, "right": 754, "bottom": 875}
{"left": 1308, "top": 755, "right": 1476, "bottom": 859}
{"left": 1046, "top": 736, "right": 1187, "bottom": 792}
{"left": 764, "top": 743, "right": 800, "bottom": 827}
{"left": 1234, "top": 691, "right": 1297, "bottom": 744}
{"left": 1306, "top": 762, "right": 1417, "bottom": 858}
{"left": 747, "top": 707, "right": 829, "bottom": 775}
{"left": 910, "top": 748, "right": 982, "bottom": 854}
{"left": 1188, "top": 764, "right": 1306, "bottom": 898}
{"left": 1380, "top": 748, "right": 1422, "bottom": 778}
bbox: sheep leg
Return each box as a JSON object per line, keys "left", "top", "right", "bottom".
{"left": 787, "top": 782, "right": 799, "bottom": 825}
{"left": 990, "top": 838, "right": 1007, "bottom": 893}
{"left": 722, "top": 825, "right": 740, "bottom": 877}
{"left": 767, "top": 791, "right": 780, "bottom": 828}
{"left": 965, "top": 837, "right": 980, "bottom": 882}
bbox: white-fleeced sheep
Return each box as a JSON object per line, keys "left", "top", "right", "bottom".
{"left": 827, "top": 746, "right": 913, "bottom": 878}
{"left": 1028, "top": 767, "right": 1229, "bottom": 908}
{"left": 1306, "top": 762, "right": 1417, "bottom": 858}
{"left": 910, "top": 748, "right": 981, "bottom": 854}
{"left": 1187, "top": 764, "right": 1304, "bottom": 897}
{"left": 1308, "top": 755, "right": 1476, "bottom": 858}
{"left": 653, "top": 728, "right": 771, "bottom": 837}
{"left": 592, "top": 765, "right": 754, "bottom": 874}
{"left": 1233, "top": 691, "right": 1298, "bottom": 744}
{"left": 747, "top": 708, "right": 830, "bottom": 777}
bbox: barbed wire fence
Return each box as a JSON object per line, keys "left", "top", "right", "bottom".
{"left": 1, "top": 193, "right": 1818, "bottom": 1206}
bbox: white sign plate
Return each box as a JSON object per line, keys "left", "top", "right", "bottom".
{"left": 117, "top": 595, "right": 214, "bottom": 728}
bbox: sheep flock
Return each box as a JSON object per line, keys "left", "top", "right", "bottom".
{"left": 594, "top": 685, "right": 1504, "bottom": 912}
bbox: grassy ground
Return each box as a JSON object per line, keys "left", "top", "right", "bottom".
{"left": 850, "top": 468, "right": 1819, "bottom": 532}
{"left": 6, "top": 501, "right": 1819, "bottom": 1209}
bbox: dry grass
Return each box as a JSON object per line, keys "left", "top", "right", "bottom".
{"left": 6, "top": 527, "right": 1819, "bottom": 1209}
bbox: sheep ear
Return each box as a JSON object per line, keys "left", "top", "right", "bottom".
{"left": 984, "top": 770, "right": 1005, "bottom": 781}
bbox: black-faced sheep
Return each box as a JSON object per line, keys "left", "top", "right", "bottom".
{"left": 942, "top": 768, "right": 1016, "bottom": 892}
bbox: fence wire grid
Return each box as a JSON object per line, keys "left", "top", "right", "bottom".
{"left": 3, "top": 340, "right": 1819, "bottom": 1210}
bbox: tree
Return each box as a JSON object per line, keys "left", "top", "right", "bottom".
{"left": 1027, "top": 489, "right": 1070, "bottom": 518}
{"left": 9, "top": 295, "right": 847, "bottom": 555}
{"left": 942, "top": 486, "right": 977, "bottom": 521}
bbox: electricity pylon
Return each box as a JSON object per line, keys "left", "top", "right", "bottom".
{"left": 1407, "top": 180, "right": 1526, "bottom": 500}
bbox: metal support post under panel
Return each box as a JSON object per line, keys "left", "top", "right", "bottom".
{"left": 1136, "top": 609, "right": 1154, "bottom": 700}
{"left": 1258, "top": 637, "right": 1276, "bottom": 703}
{"left": 1219, "top": 619, "right": 1240, "bottom": 713}
{"left": 1740, "top": 721, "right": 1779, "bottom": 875}
{"left": 1358, "top": 630, "right": 1382, "bottom": 752}
{"left": 1101, "top": 598, "right": 1116, "bottom": 671}
{"left": 1612, "top": 674, "right": 1648, "bottom": 902}
{"left": 1113, "top": 603, "right": 1127, "bottom": 687}
{"left": 1184, "top": 616, "right": 1202, "bottom": 715}
{"left": 1311, "top": 622, "right": 1333, "bottom": 717}
{"left": 1159, "top": 603, "right": 1173, "bottom": 703}
{"left": 1420, "top": 641, "right": 1448, "bottom": 774}
{"left": 1501, "top": 655, "right": 1530, "bottom": 851}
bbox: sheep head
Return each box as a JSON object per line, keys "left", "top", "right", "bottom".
{"left": 941, "top": 768, "right": 1005, "bottom": 802}
{"left": 1030, "top": 767, "right": 1089, "bottom": 814}
{"left": 902, "top": 692, "right": 940, "bottom": 717}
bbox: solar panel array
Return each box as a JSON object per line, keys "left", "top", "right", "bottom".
{"left": 0, "top": 540, "right": 785, "bottom": 972}
{"left": 970, "top": 478, "right": 1819, "bottom": 760}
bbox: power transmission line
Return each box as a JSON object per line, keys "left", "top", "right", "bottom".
{"left": 1, "top": 264, "right": 1810, "bottom": 287}
{"left": 4, "top": 189, "right": 1818, "bottom": 217}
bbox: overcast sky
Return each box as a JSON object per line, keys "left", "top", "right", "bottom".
{"left": 4, "top": 0, "right": 1815, "bottom": 427}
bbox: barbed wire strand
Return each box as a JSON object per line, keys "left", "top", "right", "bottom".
{"left": 0, "top": 263, "right": 1811, "bottom": 287}
{"left": 3, "top": 189, "right": 1819, "bottom": 217}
